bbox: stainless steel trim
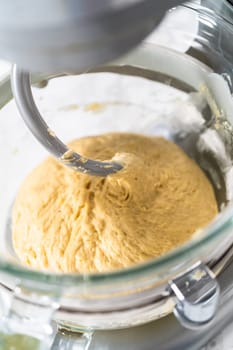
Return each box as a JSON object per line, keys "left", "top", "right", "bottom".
{"left": 170, "top": 262, "right": 220, "bottom": 329}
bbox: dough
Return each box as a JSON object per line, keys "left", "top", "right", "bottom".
{"left": 12, "top": 133, "right": 218, "bottom": 273}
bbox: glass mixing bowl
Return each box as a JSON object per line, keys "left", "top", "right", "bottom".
{"left": 0, "top": 2, "right": 233, "bottom": 349}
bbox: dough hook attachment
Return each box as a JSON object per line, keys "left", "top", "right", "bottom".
{"left": 11, "top": 65, "right": 123, "bottom": 176}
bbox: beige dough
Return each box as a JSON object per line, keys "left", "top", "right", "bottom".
{"left": 12, "top": 133, "right": 218, "bottom": 273}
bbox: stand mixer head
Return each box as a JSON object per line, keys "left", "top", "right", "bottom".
{"left": 0, "top": 0, "right": 184, "bottom": 176}
{"left": 0, "top": 0, "right": 184, "bottom": 73}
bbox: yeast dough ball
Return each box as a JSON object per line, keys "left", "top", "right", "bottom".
{"left": 12, "top": 133, "right": 218, "bottom": 273}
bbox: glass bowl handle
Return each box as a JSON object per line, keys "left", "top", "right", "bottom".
{"left": 0, "top": 281, "right": 59, "bottom": 349}
{"left": 51, "top": 328, "right": 93, "bottom": 350}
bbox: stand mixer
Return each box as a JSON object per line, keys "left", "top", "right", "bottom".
{"left": 1, "top": 0, "right": 233, "bottom": 349}
{"left": 2, "top": 0, "right": 184, "bottom": 177}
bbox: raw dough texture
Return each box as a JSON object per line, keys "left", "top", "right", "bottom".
{"left": 13, "top": 133, "right": 218, "bottom": 273}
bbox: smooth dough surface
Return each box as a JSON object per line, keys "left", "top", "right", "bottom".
{"left": 13, "top": 133, "right": 218, "bottom": 273}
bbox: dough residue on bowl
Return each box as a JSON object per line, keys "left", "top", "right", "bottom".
{"left": 12, "top": 132, "right": 218, "bottom": 273}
